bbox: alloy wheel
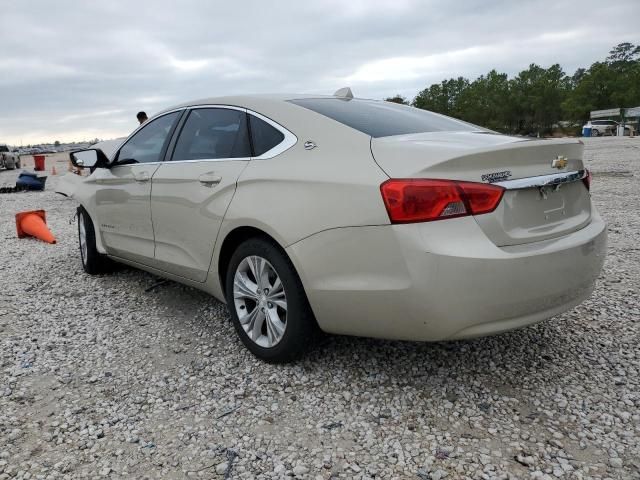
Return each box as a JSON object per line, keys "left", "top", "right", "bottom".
{"left": 233, "top": 255, "right": 287, "bottom": 348}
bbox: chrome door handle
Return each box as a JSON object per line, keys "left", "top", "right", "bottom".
{"left": 133, "top": 172, "right": 150, "bottom": 182}
{"left": 198, "top": 173, "right": 222, "bottom": 186}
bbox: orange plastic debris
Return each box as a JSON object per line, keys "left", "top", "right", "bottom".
{"left": 15, "top": 210, "right": 57, "bottom": 244}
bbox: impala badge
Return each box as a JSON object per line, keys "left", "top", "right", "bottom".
{"left": 304, "top": 141, "right": 317, "bottom": 150}
{"left": 481, "top": 170, "right": 512, "bottom": 183}
{"left": 552, "top": 155, "right": 568, "bottom": 169}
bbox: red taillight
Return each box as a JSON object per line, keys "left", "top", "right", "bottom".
{"left": 380, "top": 179, "right": 505, "bottom": 224}
{"left": 582, "top": 169, "right": 591, "bottom": 191}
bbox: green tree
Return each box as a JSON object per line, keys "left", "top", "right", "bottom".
{"left": 457, "top": 70, "right": 511, "bottom": 131}
{"left": 563, "top": 63, "right": 616, "bottom": 121}
{"left": 606, "top": 43, "right": 640, "bottom": 109}
{"left": 607, "top": 42, "right": 640, "bottom": 63}
{"left": 385, "top": 95, "right": 409, "bottom": 105}
{"left": 563, "top": 43, "right": 640, "bottom": 122}
{"left": 569, "top": 68, "right": 586, "bottom": 88}
{"left": 509, "top": 64, "right": 568, "bottom": 134}
{"left": 401, "top": 42, "right": 639, "bottom": 134}
{"left": 412, "top": 77, "right": 470, "bottom": 117}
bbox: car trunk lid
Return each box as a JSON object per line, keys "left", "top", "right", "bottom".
{"left": 371, "top": 131, "right": 591, "bottom": 246}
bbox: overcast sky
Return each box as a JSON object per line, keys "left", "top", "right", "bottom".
{"left": 1, "top": 0, "right": 638, "bottom": 145}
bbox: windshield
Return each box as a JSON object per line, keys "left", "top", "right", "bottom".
{"left": 289, "top": 98, "right": 484, "bottom": 138}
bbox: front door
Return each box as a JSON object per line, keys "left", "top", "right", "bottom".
{"left": 93, "top": 111, "right": 181, "bottom": 263}
{"left": 150, "top": 107, "right": 251, "bottom": 281}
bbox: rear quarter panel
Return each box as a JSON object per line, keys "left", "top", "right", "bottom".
{"left": 209, "top": 102, "right": 391, "bottom": 296}
{"left": 221, "top": 106, "right": 390, "bottom": 244}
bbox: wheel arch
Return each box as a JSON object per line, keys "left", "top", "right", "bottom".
{"left": 76, "top": 203, "right": 108, "bottom": 254}
{"left": 217, "top": 226, "right": 287, "bottom": 297}
{"left": 215, "top": 224, "right": 321, "bottom": 345}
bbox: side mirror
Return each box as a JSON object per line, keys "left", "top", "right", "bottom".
{"left": 70, "top": 148, "right": 109, "bottom": 170}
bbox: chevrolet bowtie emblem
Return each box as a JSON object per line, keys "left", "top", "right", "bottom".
{"left": 552, "top": 155, "right": 568, "bottom": 169}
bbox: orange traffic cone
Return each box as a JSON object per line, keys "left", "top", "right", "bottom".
{"left": 15, "top": 210, "right": 57, "bottom": 244}
{"left": 51, "top": 165, "right": 57, "bottom": 175}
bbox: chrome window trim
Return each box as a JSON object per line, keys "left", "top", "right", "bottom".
{"left": 112, "top": 104, "right": 297, "bottom": 166}
{"left": 164, "top": 157, "right": 251, "bottom": 164}
{"left": 182, "top": 104, "right": 297, "bottom": 161}
{"left": 247, "top": 110, "right": 298, "bottom": 159}
{"left": 186, "top": 104, "right": 246, "bottom": 113}
{"left": 110, "top": 158, "right": 251, "bottom": 169}
{"left": 495, "top": 170, "right": 587, "bottom": 190}
{"left": 121, "top": 108, "right": 187, "bottom": 146}
{"left": 167, "top": 105, "right": 251, "bottom": 164}
{"left": 112, "top": 108, "right": 186, "bottom": 164}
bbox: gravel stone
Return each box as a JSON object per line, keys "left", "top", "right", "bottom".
{"left": 1, "top": 138, "right": 639, "bottom": 478}
{"left": 292, "top": 464, "right": 309, "bottom": 475}
{"left": 609, "top": 457, "right": 623, "bottom": 468}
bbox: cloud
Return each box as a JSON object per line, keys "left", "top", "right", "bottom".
{"left": 0, "top": 0, "right": 638, "bottom": 144}
{"left": 341, "top": 29, "right": 592, "bottom": 84}
{"left": 167, "top": 56, "right": 210, "bottom": 72}
{"left": 57, "top": 109, "right": 125, "bottom": 124}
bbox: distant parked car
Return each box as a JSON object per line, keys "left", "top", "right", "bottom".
{"left": 586, "top": 120, "right": 616, "bottom": 136}
{"left": 584, "top": 120, "right": 634, "bottom": 136}
{"left": 0, "top": 144, "right": 20, "bottom": 170}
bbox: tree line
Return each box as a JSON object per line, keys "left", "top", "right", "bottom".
{"left": 386, "top": 42, "right": 640, "bottom": 135}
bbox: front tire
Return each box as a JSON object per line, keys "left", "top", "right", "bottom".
{"left": 77, "top": 207, "right": 113, "bottom": 274}
{"left": 225, "top": 237, "right": 316, "bottom": 363}
{"left": 591, "top": 129, "right": 599, "bottom": 137}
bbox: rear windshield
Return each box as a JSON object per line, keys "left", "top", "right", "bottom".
{"left": 289, "top": 98, "right": 482, "bottom": 138}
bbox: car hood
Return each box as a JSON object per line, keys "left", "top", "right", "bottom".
{"left": 55, "top": 172, "right": 82, "bottom": 197}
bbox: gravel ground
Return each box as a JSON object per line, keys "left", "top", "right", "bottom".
{"left": 0, "top": 138, "right": 638, "bottom": 480}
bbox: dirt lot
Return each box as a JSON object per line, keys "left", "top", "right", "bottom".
{"left": 0, "top": 138, "right": 639, "bottom": 479}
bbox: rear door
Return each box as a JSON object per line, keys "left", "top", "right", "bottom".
{"left": 92, "top": 111, "right": 182, "bottom": 263}
{"left": 150, "top": 107, "right": 251, "bottom": 281}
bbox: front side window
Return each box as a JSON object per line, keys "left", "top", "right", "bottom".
{"left": 117, "top": 111, "right": 180, "bottom": 164}
{"left": 249, "top": 115, "right": 285, "bottom": 156}
{"left": 172, "top": 108, "right": 251, "bottom": 160}
{"left": 289, "top": 98, "right": 483, "bottom": 138}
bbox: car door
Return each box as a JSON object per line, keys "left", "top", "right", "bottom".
{"left": 92, "top": 110, "right": 182, "bottom": 263}
{"left": 150, "top": 107, "right": 251, "bottom": 281}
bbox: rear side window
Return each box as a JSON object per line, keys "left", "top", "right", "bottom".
{"left": 289, "top": 98, "right": 482, "bottom": 138}
{"left": 249, "top": 115, "right": 285, "bottom": 156}
{"left": 172, "top": 108, "right": 251, "bottom": 160}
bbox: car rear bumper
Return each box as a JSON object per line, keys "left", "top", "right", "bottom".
{"left": 286, "top": 209, "right": 607, "bottom": 341}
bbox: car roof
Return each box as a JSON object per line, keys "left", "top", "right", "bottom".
{"left": 156, "top": 94, "right": 374, "bottom": 117}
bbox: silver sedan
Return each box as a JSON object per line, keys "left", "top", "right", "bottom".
{"left": 67, "top": 91, "right": 607, "bottom": 362}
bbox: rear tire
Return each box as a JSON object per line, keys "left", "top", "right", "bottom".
{"left": 77, "top": 207, "right": 113, "bottom": 275}
{"left": 225, "top": 237, "right": 316, "bottom": 363}
{"left": 591, "top": 129, "right": 599, "bottom": 137}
